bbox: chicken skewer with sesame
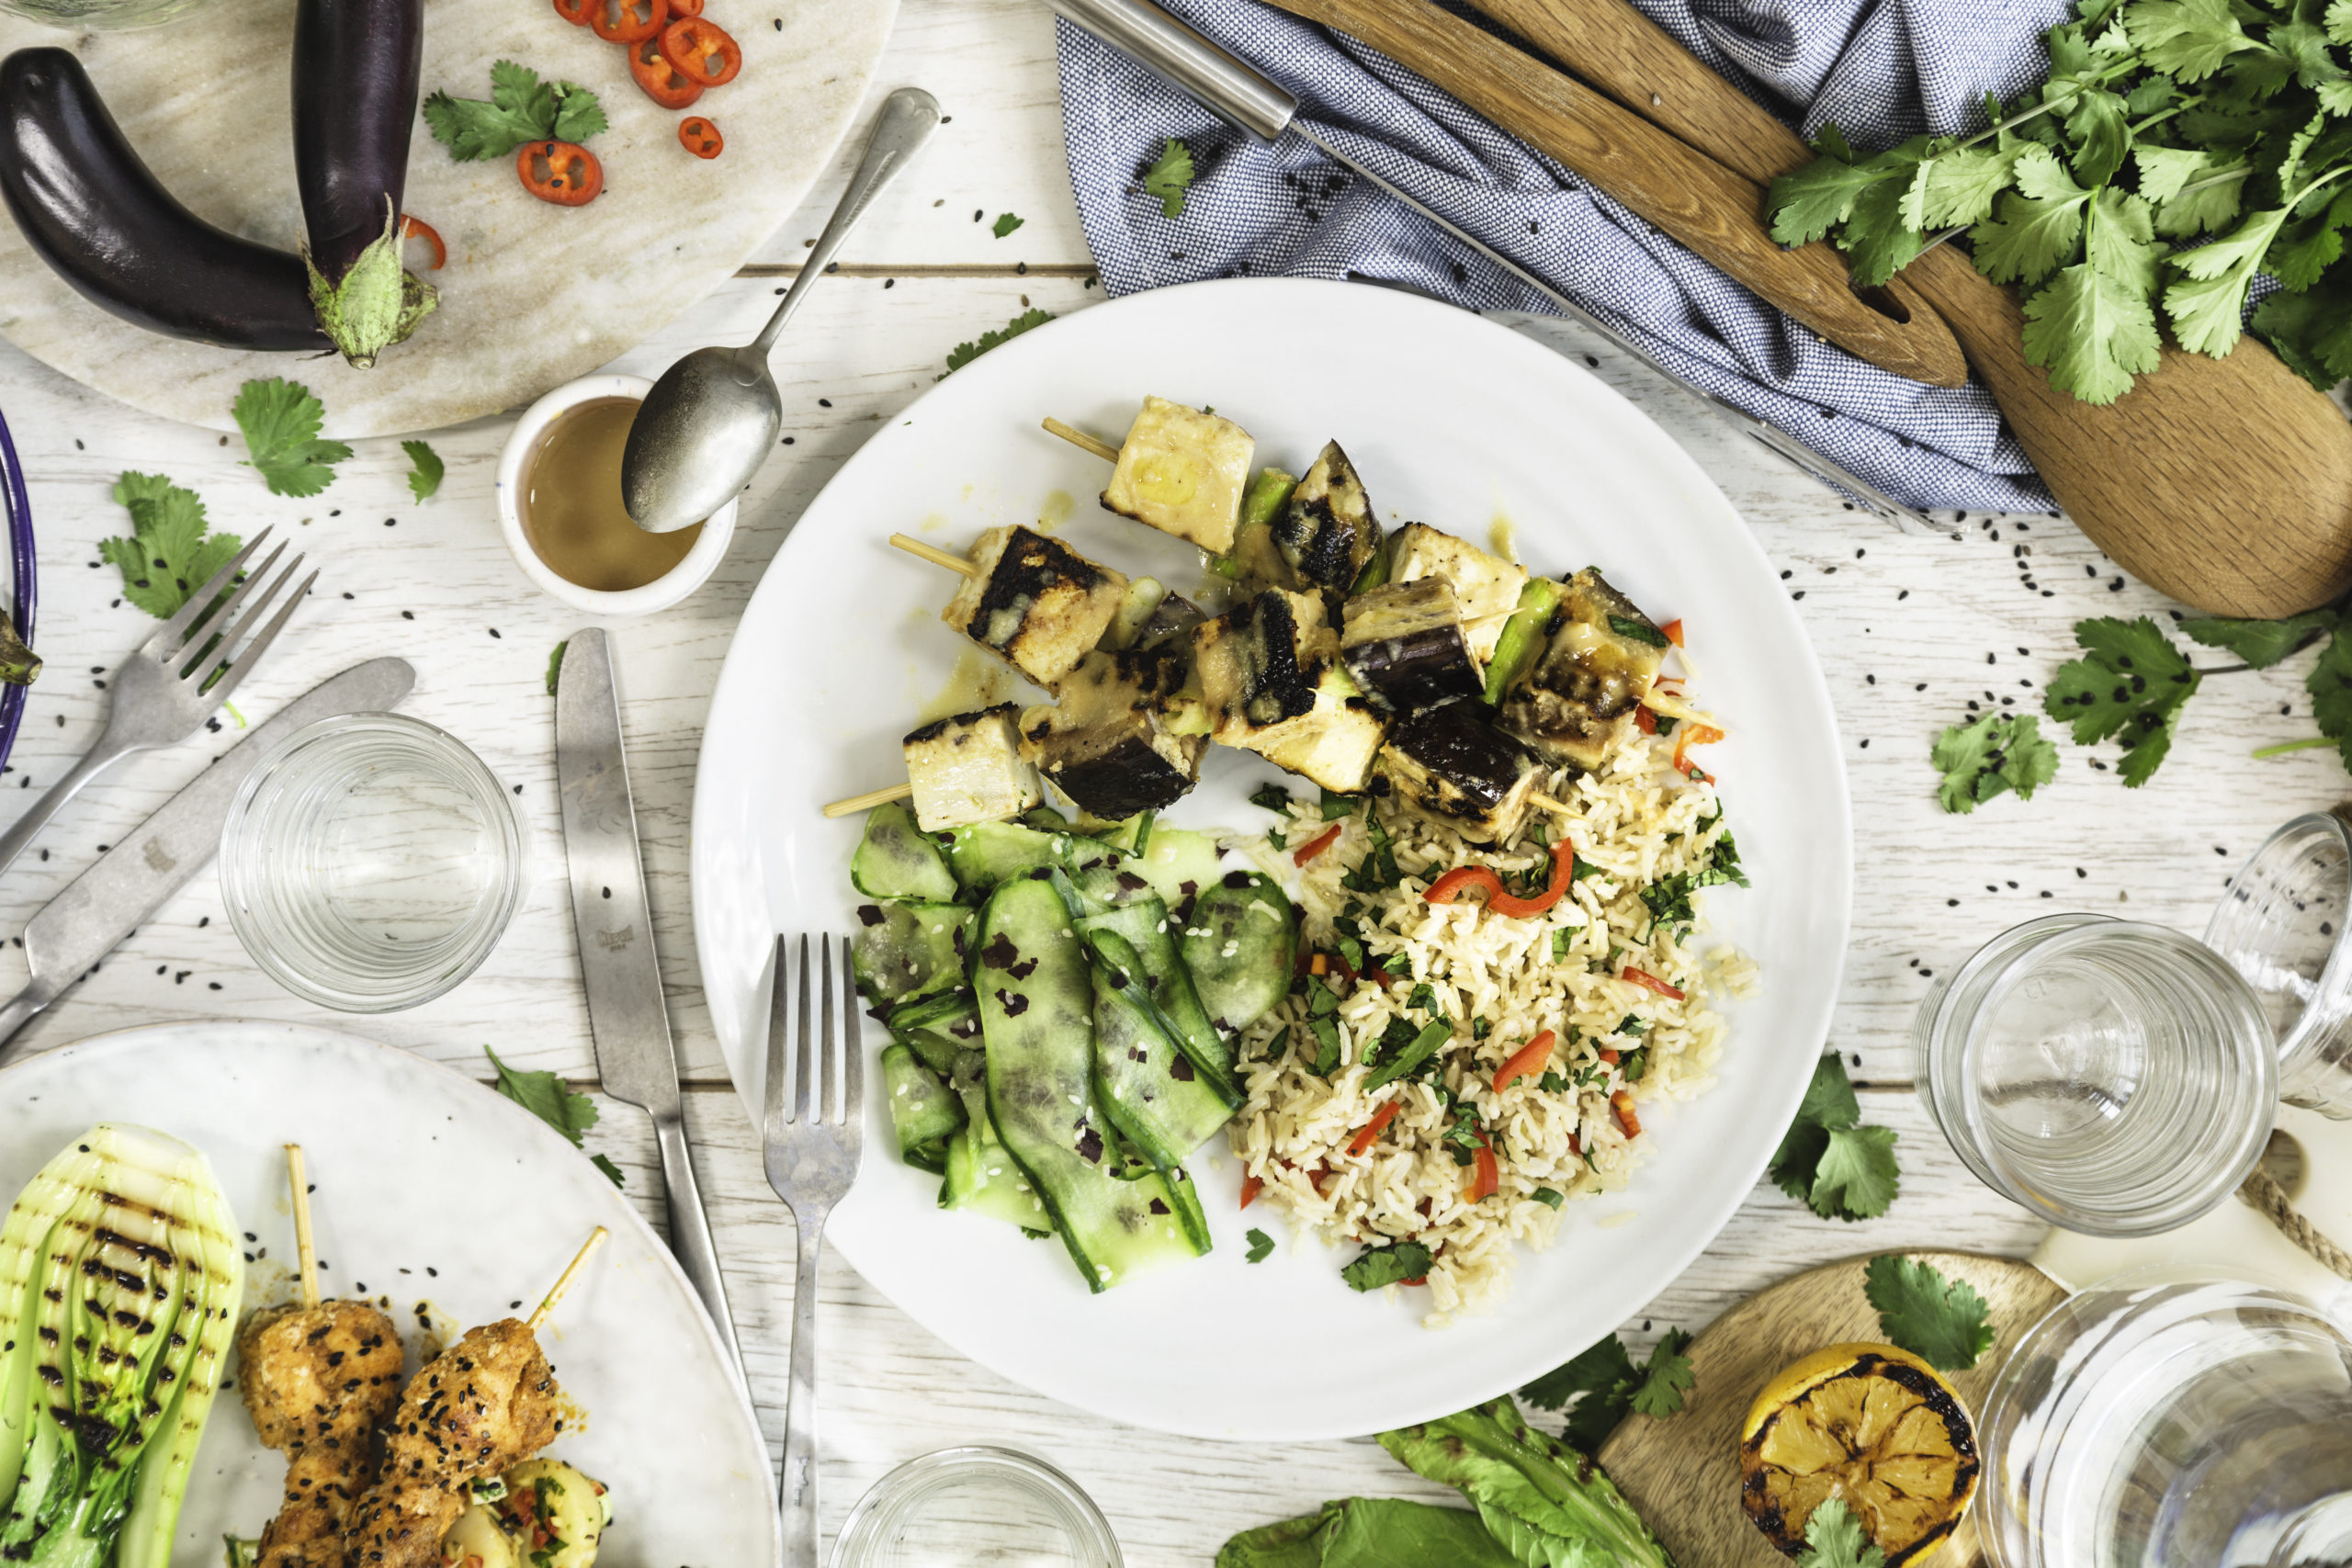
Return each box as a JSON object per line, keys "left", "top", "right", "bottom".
{"left": 236, "top": 1145, "right": 408, "bottom": 1568}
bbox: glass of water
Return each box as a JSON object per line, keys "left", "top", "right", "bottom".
{"left": 1914, "top": 913, "right": 2278, "bottom": 1235}
{"left": 1979, "top": 1271, "right": 2352, "bottom": 1568}
{"left": 220, "top": 713, "right": 526, "bottom": 1012}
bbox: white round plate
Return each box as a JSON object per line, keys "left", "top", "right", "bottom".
{"left": 0, "top": 1021, "right": 780, "bottom": 1565}
{"left": 691, "top": 278, "right": 1852, "bottom": 1441}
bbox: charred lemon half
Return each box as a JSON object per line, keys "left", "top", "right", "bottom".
{"left": 1738, "top": 1342, "right": 1978, "bottom": 1566}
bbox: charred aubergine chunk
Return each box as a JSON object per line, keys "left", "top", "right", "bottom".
{"left": 1100, "top": 395, "right": 1255, "bottom": 553}
{"left": 1340, "top": 578, "right": 1484, "bottom": 715}
{"left": 1389, "top": 523, "right": 1529, "bottom": 665}
{"left": 942, "top": 525, "right": 1128, "bottom": 690}
{"left": 1380, "top": 705, "right": 1544, "bottom": 844}
{"left": 1192, "top": 588, "right": 1385, "bottom": 794}
{"left": 903, "top": 705, "right": 1044, "bottom": 831}
{"left": 1498, "top": 569, "right": 1667, "bottom": 773}
{"left": 1272, "top": 442, "right": 1381, "bottom": 601}
{"left": 1019, "top": 643, "right": 1207, "bottom": 819}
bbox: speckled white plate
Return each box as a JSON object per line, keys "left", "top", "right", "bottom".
{"left": 0, "top": 1020, "right": 780, "bottom": 1566}
{"left": 690, "top": 277, "right": 1853, "bottom": 1441}
{"left": 0, "top": 0, "right": 894, "bottom": 435}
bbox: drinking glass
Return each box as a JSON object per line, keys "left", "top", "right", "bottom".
{"left": 1980, "top": 1270, "right": 2352, "bottom": 1568}
{"left": 1914, "top": 914, "right": 2278, "bottom": 1235}
{"left": 219, "top": 713, "right": 525, "bottom": 1012}
{"left": 830, "top": 1448, "right": 1122, "bottom": 1568}
{"left": 2205, "top": 811, "right": 2352, "bottom": 1118}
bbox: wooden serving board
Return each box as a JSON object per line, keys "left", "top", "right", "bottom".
{"left": 0, "top": 0, "right": 894, "bottom": 436}
{"left": 1595, "top": 1251, "right": 2066, "bottom": 1568}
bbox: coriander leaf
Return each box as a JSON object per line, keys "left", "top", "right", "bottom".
{"left": 590, "top": 1154, "right": 627, "bottom": 1188}
{"left": 1245, "top": 1227, "right": 1275, "bottom": 1263}
{"left": 1864, "top": 1255, "right": 1996, "bottom": 1371}
{"left": 1521, "top": 1332, "right": 1637, "bottom": 1413}
{"left": 424, "top": 62, "right": 602, "bottom": 162}
{"left": 1796, "top": 1499, "right": 1886, "bottom": 1568}
{"left": 2018, "top": 189, "right": 2162, "bottom": 404}
{"left": 1531, "top": 1186, "right": 1565, "bottom": 1208}
{"left": 1771, "top": 1054, "right": 1861, "bottom": 1196}
{"left": 2126, "top": 0, "right": 2263, "bottom": 80}
{"left": 102, "top": 472, "right": 243, "bottom": 621}
{"left": 1340, "top": 1240, "right": 1431, "bottom": 1292}
{"left": 1628, "top": 1328, "right": 1696, "bottom": 1418}
{"left": 2305, "top": 623, "right": 2352, "bottom": 772}
{"left": 2137, "top": 144, "right": 2248, "bottom": 238}
{"left": 2062, "top": 86, "right": 2132, "bottom": 186}
{"left": 2179, "top": 610, "right": 2335, "bottom": 668}
{"left": 941, "top": 307, "right": 1054, "bottom": 377}
{"left": 1143, "top": 137, "right": 1194, "bottom": 220}
{"left": 1903, "top": 142, "right": 2020, "bottom": 231}
{"left": 1841, "top": 140, "right": 1935, "bottom": 286}
{"left": 1970, "top": 146, "right": 2091, "bottom": 284}
{"left": 401, "top": 439, "right": 445, "bottom": 502}
{"left": 1812, "top": 1125, "right": 1901, "bottom": 1220}
{"left": 2164, "top": 203, "right": 2295, "bottom": 356}
{"left": 546, "top": 640, "right": 569, "bottom": 696}
{"left": 2330, "top": 0, "right": 2352, "bottom": 45}
{"left": 2042, "top": 615, "right": 2202, "bottom": 785}
{"left": 548, "top": 80, "right": 607, "bottom": 143}
{"left": 990, "top": 211, "right": 1024, "bottom": 238}
{"left": 1768, "top": 128, "right": 1893, "bottom": 244}
{"left": 233, "top": 378, "right": 351, "bottom": 498}
{"left": 1930, "top": 712, "right": 2059, "bottom": 814}
{"left": 2253, "top": 276, "right": 2352, "bottom": 390}
{"left": 1250, "top": 783, "right": 1295, "bottom": 812}
{"left": 485, "top": 1045, "right": 599, "bottom": 1145}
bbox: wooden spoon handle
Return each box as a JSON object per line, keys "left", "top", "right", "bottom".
{"left": 1256, "top": 0, "right": 1968, "bottom": 389}
{"left": 1456, "top": 0, "right": 2352, "bottom": 617}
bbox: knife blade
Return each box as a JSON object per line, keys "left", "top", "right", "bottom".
{"left": 0, "top": 657, "right": 417, "bottom": 1066}
{"left": 554, "top": 628, "right": 743, "bottom": 1371}
{"left": 1036, "top": 0, "right": 1940, "bottom": 533}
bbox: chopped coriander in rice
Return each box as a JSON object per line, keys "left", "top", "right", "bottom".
{"left": 1232, "top": 725, "right": 1747, "bottom": 1325}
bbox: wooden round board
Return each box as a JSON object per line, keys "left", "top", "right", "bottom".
{"left": 0, "top": 0, "right": 894, "bottom": 435}
{"left": 1595, "top": 1251, "right": 2067, "bottom": 1568}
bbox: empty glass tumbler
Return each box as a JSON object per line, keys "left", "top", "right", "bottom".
{"left": 2204, "top": 810, "right": 2352, "bottom": 1118}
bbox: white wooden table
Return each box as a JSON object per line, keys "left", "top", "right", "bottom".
{"left": 0, "top": 4, "right": 2344, "bottom": 1560}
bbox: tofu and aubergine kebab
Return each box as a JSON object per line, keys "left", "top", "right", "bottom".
{"left": 840, "top": 394, "right": 1716, "bottom": 847}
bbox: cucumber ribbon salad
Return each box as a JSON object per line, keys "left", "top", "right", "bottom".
{"left": 850, "top": 397, "right": 1731, "bottom": 1297}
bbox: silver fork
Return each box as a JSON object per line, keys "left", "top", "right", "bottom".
{"left": 762, "top": 932, "right": 864, "bottom": 1568}
{"left": 0, "top": 528, "right": 312, "bottom": 881}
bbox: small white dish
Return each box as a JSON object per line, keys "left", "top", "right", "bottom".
{"left": 495, "top": 373, "right": 738, "bottom": 616}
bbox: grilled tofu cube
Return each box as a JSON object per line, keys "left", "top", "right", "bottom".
{"left": 1498, "top": 569, "right": 1667, "bottom": 773}
{"left": 942, "top": 525, "right": 1128, "bottom": 690}
{"left": 1192, "top": 588, "right": 1385, "bottom": 794}
{"left": 1018, "top": 644, "right": 1205, "bottom": 819}
{"left": 903, "top": 705, "right": 1044, "bottom": 831}
{"left": 1379, "top": 705, "right": 1543, "bottom": 845}
{"left": 1100, "top": 396, "right": 1255, "bottom": 553}
{"left": 1390, "top": 523, "right": 1529, "bottom": 664}
{"left": 1341, "top": 578, "right": 1485, "bottom": 715}
{"left": 1272, "top": 442, "right": 1382, "bottom": 600}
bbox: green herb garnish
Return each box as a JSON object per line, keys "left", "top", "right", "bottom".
{"left": 1932, "top": 712, "right": 2061, "bottom": 813}
{"left": 1770, "top": 1055, "right": 1899, "bottom": 1221}
{"left": 233, "top": 378, "right": 351, "bottom": 499}
{"left": 1863, "top": 1255, "right": 1996, "bottom": 1371}
{"left": 424, "top": 61, "right": 605, "bottom": 162}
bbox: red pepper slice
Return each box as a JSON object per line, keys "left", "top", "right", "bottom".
{"left": 551, "top": 0, "right": 591, "bottom": 23}
{"left": 628, "top": 35, "right": 703, "bottom": 108}
{"left": 1622, "top": 965, "right": 1684, "bottom": 1000}
{"left": 662, "top": 16, "right": 741, "bottom": 85}
{"left": 678, "top": 114, "right": 723, "bottom": 158}
{"left": 1673, "top": 722, "right": 1724, "bottom": 775}
{"left": 398, "top": 213, "right": 445, "bottom": 270}
{"left": 1348, "top": 1100, "right": 1404, "bottom": 1156}
{"left": 1424, "top": 865, "right": 1503, "bottom": 905}
{"left": 515, "top": 141, "right": 604, "bottom": 206}
{"left": 1634, "top": 705, "right": 1657, "bottom": 736}
{"left": 1239, "top": 1173, "right": 1262, "bottom": 1209}
{"left": 1400, "top": 1275, "right": 1429, "bottom": 1286}
{"left": 1660, "top": 618, "right": 1685, "bottom": 648}
{"left": 1597, "top": 1046, "right": 1620, "bottom": 1066}
{"left": 1464, "top": 1145, "right": 1499, "bottom": 1203}
{"left": 666, "top": 0, "right": 702, "bottom": 15}
{"left": 1492, "top": 1030, "right": 1557, "bottom": 1093}
{"left": 1488, "top": 840, "right": 1576, "bottom": 918}
{"left": 1611, "top": 1089, "right": 1644, "bottom": 1139}
{"left": 1293, "top": 823, "right": 1342, "bottom": 866}
{"left": 590, "top": 0, "right": 665, "bottom": 41}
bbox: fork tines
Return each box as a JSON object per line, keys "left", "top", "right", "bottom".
{"left": 150, "top": 525, "right": 315, "bottom": 699}
{"left": 763, "top": 933, "right": 865, "bottom": 1134}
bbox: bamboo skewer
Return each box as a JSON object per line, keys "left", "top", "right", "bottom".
{"left": 888, "top": 533, "right": 974, "bottom": 577}
{"left": 823, "top": 781, "right": 915, "bottom": 818}
{"left": 285, "top": 1144, "right": 321, "bottom": 1311}
{"left": 527, "top": 1227, "right": 608, "bottom": 1333}
{"left": 1041, "top": 416, "right": 1120, "bottom": 464}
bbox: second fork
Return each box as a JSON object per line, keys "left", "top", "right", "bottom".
{"left": 0, "top": 527, "right": 311, "bottom": 883}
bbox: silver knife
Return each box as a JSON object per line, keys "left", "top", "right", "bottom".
{"left": 1037, "top": 0, "right": 1940, "bottom": 535}
{"left": 554, "top": 629, "right": 743, "bottom": 1371}
{"left": 0, "top": 657, "right": 417, "bottom": 1066}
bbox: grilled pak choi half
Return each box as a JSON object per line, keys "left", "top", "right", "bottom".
{"left": 0, "top": 1124, "right": 244, "bottom": 1568}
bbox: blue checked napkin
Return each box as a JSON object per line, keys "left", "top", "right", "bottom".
{"left": 1053, "top": 0, "right": 2077, "bottom": 513}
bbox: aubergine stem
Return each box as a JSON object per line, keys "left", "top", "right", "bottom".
{"left": 823, "top": 782, "right": 915, "bottom": 818}
{"left": 888, "top": 532, "right": 977, "bottom": 577}
{"left": 1041, "top": 416, "right": 1120, "bottom": 464}
{"left": 294, "top": 0, "right": 433, "bottom": 366}
{"left": 302, "top": 199, "right": 435, "bottom": 368}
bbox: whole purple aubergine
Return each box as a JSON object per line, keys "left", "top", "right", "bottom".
{"left": 293, "top": 0, "right": 435, "bottom": 366}
{"left": 0, "top": 49, "right": 325, "bottom": 351}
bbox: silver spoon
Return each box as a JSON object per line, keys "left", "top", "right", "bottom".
{"left": 621, "top": 86, "right": 942, "bottom": 533}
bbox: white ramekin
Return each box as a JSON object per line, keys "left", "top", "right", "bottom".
{"left": 495, "top": 373, "right": 738, "bottom": 616}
